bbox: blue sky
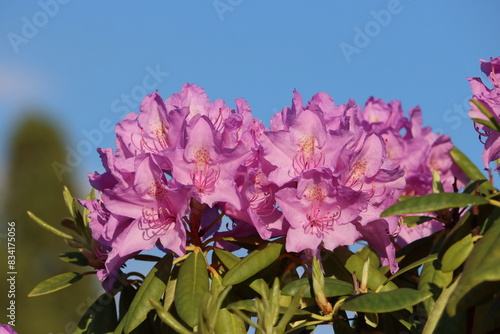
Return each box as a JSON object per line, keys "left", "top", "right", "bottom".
{"left": 0, "top": 1, "right": 499, "bottom": 332}
{"left": 1, "top": 0, "right": 499, "bottom": 189}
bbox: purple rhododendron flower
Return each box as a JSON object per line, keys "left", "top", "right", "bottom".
{"left": 276, "top": 169, "right": 368, "bottom": 252}
{"left": 83, "top": 82, "right": 469, "bottom": 284}
{"left": 468, "top": 57, "right": 500, "bottom": 170}
{"left": 0, "top": 324, "right": 17, "bottom": 334}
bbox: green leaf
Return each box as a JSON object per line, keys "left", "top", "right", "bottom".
{"left": 401, "top": 215, "right": 436, "bottom": 228}
{"left": 174, "top": 248, "right": 209, "bottom": 328}
{"left": 63, "top": 186, "right": 87, "bottom": 234}
{"left": 340, "top": 288, "right": 432, "bottom": 313}
{"left": 447, "top": 214, "right": 500, "bottom": 316}
{"left": 29, "top": 272, "right": 83, "bottom": 297}
{"left": 150, "top": 299, "right": 191, "bottom": 334}
{"left": 163, "top": 264, "right": 180, "bottom": 311}
{"left": 440, "top": 234, "right": 475, "bottom": 272}
{"left": 421, "top": 276, "right": 461, "bottom": 334}
{"left": 282, "top": 277, "right": 354, "bottom": 298}
{"left": 227, "top": 299, "right": 258, "bottom": 313}
{"left": 27, "top": 211, "right": 74, "bottom": 239}
{"left": 396, "top": 231, "right": 437, "bottom": 269}
{"left": 471, "top": 98, "right": 500, "bottom": 131}
{"left": 379, "top": 253, "right": 438, "bottom": 290}
{"left": 432, "top": 170, "right": 445, "bottom": 194}
{"left": 82, "top": 189, "right": 95, "bottom": 228}
{"left": 320, "top": 248, "right": 355, "bottom": 283}
{"left": 73, "top": 293, "right": 118, "bottom": 334}
{"left": 381, "top": 193, "right": 489, "bottom": 217}
{"left": 473, "top": 117, "right": 500, "bottom": 133}
{"left": 63, "top": 186, "right": 77, "bottom": 217}
{"left": 214, "top": 248, "right": 268, "bottom": 296}
{"left": 418, "top": 259, "right": 453, "bottom": 317}
{"left": 123, "top": 253, "right": 173, "bottom": 333}
{"left": 450, "top": 147, "right": 488, "bottom": 181}
{"left": 59, "top": 252, "right": 90, "bottom": 266}
{"left": 357, "top": 246, "right": 381, "bottom": 269}
{"left": 215, "top": 308, "right": 247, "bottom": 334}
{"left": 222, "top": 243, "right": 283, "bottom": 286}
{"left": 364, "top": 313, "right": 379, "bottom": 328}
{"left": 275, "top": 285, "right": 308, "bottom": 333}
{"left": 214, "top": 248, "right": 240, "bottom": 268}
{"left": 333, "top": 246, "right": 398, "bottom": 292}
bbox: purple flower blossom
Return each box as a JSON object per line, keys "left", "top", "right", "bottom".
{"left": 0, "top": 324, "right": 17, "bottom": 334}
{"left": 468, "top": 57, "right": 500, "bottom": 170}
{"left": 275, "top": 169, "right": 368, "bottom": 252}
{"left": 83, "top": 83, "right": 468, "bottom": 282}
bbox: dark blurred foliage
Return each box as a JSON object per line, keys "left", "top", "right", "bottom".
{"left": 1, "top": 113, "right": 97, "bottom": 334}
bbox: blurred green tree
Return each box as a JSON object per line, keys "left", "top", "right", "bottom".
{"left": 1, "top": 113, "right": 97, "bottom": 333}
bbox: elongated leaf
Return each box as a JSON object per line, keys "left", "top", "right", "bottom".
{"left": 214, "top": 248, "right": 267, "bottom": 296}
{"left": 215, "top": 308, "right": 247, "bottom": 334}
{"left": 74, "top": 292, "right": 118, "bottom": 334}
{"left": 418, "top": 259, "right": 453, "bottom": 317}
{"left": 211, "top": 266, "right": 247, "bottom": 333}
{"left": 340, "top": 288, "right": 432, "bottom": 313}
{"left": 379, "top": 253, "right": 438, "bottom": 290}
{"left": 227, "top": 299, "right": 258, "bottom": 313}
{"left": 422, "top": 276, "right": 461, "bottom": 334}
{"left": 282, "top": 277, "right": 354, "bottom": 298}
{"left": 27, "top": 211, "right": 73, "bottom": 239}
{"left": 174, "top": 248, "right": 209, "bottom": 328}
{"left": 275, "top": 285, "right": 308, "bottom": 333}
{"left": 63, "top": 186, "right": 77, "bottom": 217}
{"left": 450, "top": 147, "right": 488, "bottom": 181}
{"left": 123, "top": 253, "right": 173, "bottom": 333}
{"left": 440, "top": 234, "right": 475, "bottom": 272}
{"left": 226, "top": 299, "right": 310, "bottom": 316}
{"left": 321, "top": 248, "right": 358, "bottom": 283}
{"left": 381, "top": 193, "right": 489, "bottom": 217}
{"left": 82, "top": 188, "right": 95, "bottom": 228}
{"left": 222, "top": 243, "right": 283, "bottom": 286}
{"left": 357, "top": 246, "right": 381, "bottom": 269}
{"left": 214, "top": 248, "right": 240, "bottom": 268}
{"left": 333, "top": 246, "right": 398, "bottom": 292}
{"left": 59, "top": 252, "right": 90, "bottom": 266}
{"left": 447, "top": 214, "right": 500, "bottom": 316}
{"left": 432, "top": 170, "right": 444, "bottom": 194}
{"left": 396, "top": 232, "right": 437, "bottom": 269}
{"left": 150, "top": 299, "right": 191, "bottom": 334}
{"left": 471, "top": 99, "right": 500, "bottom": 131}
{"left": 163, "top": 263, "right": 180, "bottom": 311}
{"left": 474, "top": 117, "right": 500, "bottom": 132}
{"left": 29, "top": 272, "right": 83, "bottom": 296}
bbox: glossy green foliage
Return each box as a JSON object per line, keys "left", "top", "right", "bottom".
{"left": 28, "top": 272, "right": 83, "bottom": 296}
{"left": 381, "top": 193, "right": 489, "bottom": 217}
{"left": 174, "top": 248, "right": 209, "bottom": 328}
{"left": 222, "top": 243, "right": 283, "bottom": 286}
{"left": 121, "top": 253, "right": 173, "bottom": 333}
{"left": 340, "top": 289, "right": 432, "bottom": 313}
{"left": 282, "top": 278, "right": 354, "bottom": 298}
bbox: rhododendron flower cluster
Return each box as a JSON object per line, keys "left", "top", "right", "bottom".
{"left": 82, "top": 84, "right": 467, "bottom": 289}
{"left": 468, "top": 56, "right": 500, "bottom": 170}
